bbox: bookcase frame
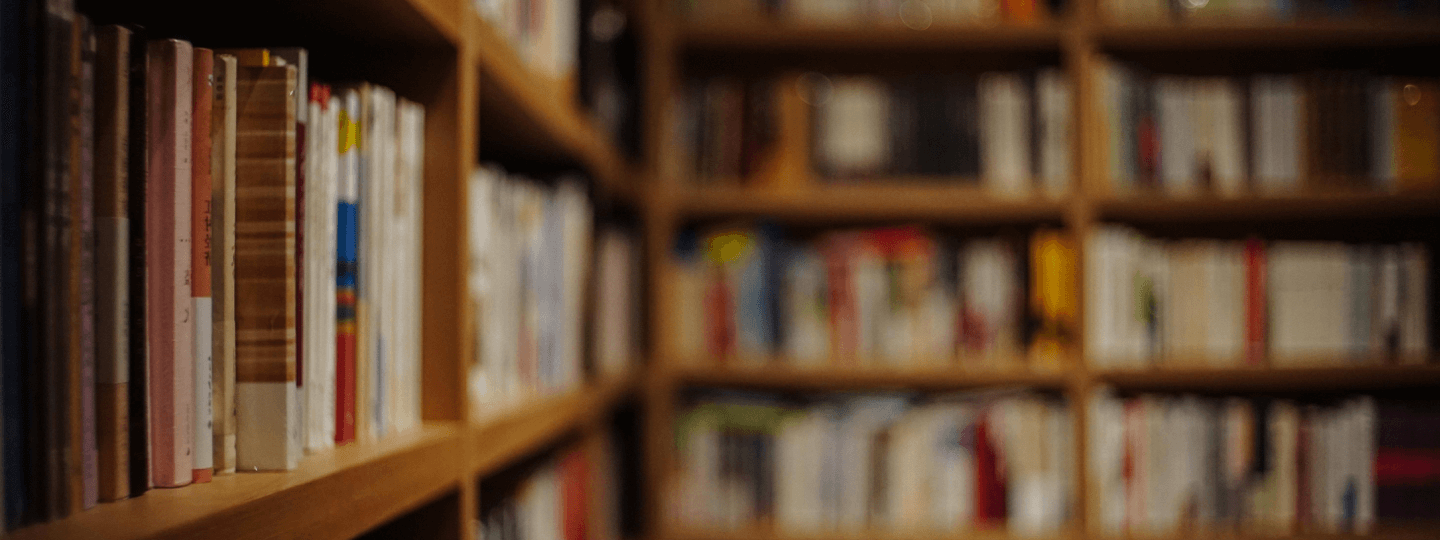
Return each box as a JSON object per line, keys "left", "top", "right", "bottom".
{"left": 634, "top": 1, "right": 1440, "bottom": 540}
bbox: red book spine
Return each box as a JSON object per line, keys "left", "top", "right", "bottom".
{"left": 561, "top": 450, "right": 589, "bottom": 540}
{"left": 974, "top": 413, "right": 1007, "bottom": 526}
{"left": 1245, "top": 238, "right": 1267, "bottom": 366}
{"left": 190, "top": 48, "right": 214, "bottom": 484}
{"left": 335, "top": 288, "right": 356, "bottom": 445}
{"left": 1297, "top": 410, "right": 1311, "bottom": 528}
{"left": 145, "top": 39, "right": 194, "bottom": 488}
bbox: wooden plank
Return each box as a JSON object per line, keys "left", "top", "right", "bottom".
{"left": 10, "top": 423, "right": 465, "bottom": 540}
{"left": 1096, "top": 21, "right": 1440, "bottom": 49}
{"left": 470, "top": 11, "right": 635, "bottom": 202}
{"left": 682, "top": 21, "right": 1066, "bottom": 52}
{"left": 469, "top": 377, "right": 639, "bottom": 477}
{"left": 1094, "top": 363, "right": 1440, "bottom": 392}
{"left": 668, "top": 364, "right": 1072, "bottom": 391}
{"left": 664, "top": 525, "right": 1080, "bottom": 540}
{"left": 682, "top": 184, "right": 1069, "bottom": 223}
{"left": 1095, "top": 190, "right": 1440, "bottom": 222}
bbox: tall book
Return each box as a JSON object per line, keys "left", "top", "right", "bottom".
{"left": 92, "top": 24, "right": 131, "bottom": 502}
{"left": 234, "top": 65, "right": 301, "bottom": 471}
{"left": 41, "top": 0, "right": 77, "bottom": 518}
{"left": 124, "top": 24, "right": 149, "bottom": 500}
{"left": 1395, "top": 80, "right": 1439, "bottom": 191}
{"left": 305, "top": 84, "right": 337, "bottom": 452}
{"left": 190, "top": 48, "right": 214, "bottom": 484}
{"left": 75, "top": 19, "right": 98, "bottom": 511}
{"left": 211, "top": 53, "right": 238, "bottom": 475}
{"left": 335, "top": 88, "right": 360, "bottom": 445}
{"left": 270, "top": 49, "right": 310, "bottom": 451}
{"left": 144, "top": 38, "right": 194, "bottom": 489}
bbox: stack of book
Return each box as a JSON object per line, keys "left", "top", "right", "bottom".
{"left": 681, "top": 70, "right": 1072, "bottom": 197}
{"left": 0, "top": 5, "right": 425, "bottom": 529}
{"left": 677, "top": 0, "right": 1066, "bottom": 24}
{"left": 673, "top": 391, "right": 1074, "bottom": 536}
{"left": 1087, "top": 391, "right": 1440, "bottom": 535}
{"left": 1097, "top": 61, "right": 1440, "bottom": 196}
{"left": 467, "top": 166, "right": 593, "bottom": 417}
{"left": 480, "top": 448, "right": 592, "bottom": 540}
{"left": 1085, "top": 226, "right": 1431, "bottom": 368}
{"left": 1102, "top": 0, "right": 1439, "bottom": 23}
{"left": 671, "top": 225, "right": 1077, "bottom": 368}
{"left": 473, "top": 0, "right": 579, "bottom": 79}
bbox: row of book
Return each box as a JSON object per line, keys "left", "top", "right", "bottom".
{"left": 473, "top": 0, "right": 578, "bottom": 79}
{"left": 672, "top": 391, "right": 1074, "bottom": 535}
{"left": 1103, "top": 0, "right": 1440, "bottom": 23}
{"left": 1089, "top": 392, "right": 1440, "bottom": 534}
{"left": 683, "top": 71, "right": 1073, "bottom": 197}
{"left": 1085, "top": 226, "right": 1431, "bottom": 368}
{"left": 0, "top": 3, "right": 424, "bottom": 528}
{"left": 671, "top": 225, "right": 1077, "bottom": 368}
{"left": 480, "top": 448, "right": 593, "bottom": 540}
{"left": 467, "top": 166, "right": 644, "bottom": 418}
{"left": 677, "top": 0, "right": 1066, "bottom": 24}
{"left": 1097, "top": 62, "right": 1440, "bottom": 197}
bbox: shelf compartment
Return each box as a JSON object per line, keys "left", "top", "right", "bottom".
{"left": 472, "top": 13, "right": 635, "bottom": 201}
{"left": 682, "top": 184, "right": 1070, "bottom": 223}
{"left": 668, "top": 364, "right": 1072, "bottom": 391}
{"left": 11, "top": 423, "right": 465, "bottom": 540}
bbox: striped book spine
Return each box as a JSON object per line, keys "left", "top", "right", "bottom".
{"left": 92, "top": 24, "right": 131, "bottom": 503}
{"left": 334, "top": 88, "right": 359, "bottom": 446}
{"left": 190, "top": 48, "right": 214, "bottom": 484}
{"left": 211, "top": 53, "right": 238, "bottom": 475}
{"left": 144, "top": 38, "right": 193, "bottom": 489}
{"left": 234, "top": 65, "right": 300, "bottom": 471}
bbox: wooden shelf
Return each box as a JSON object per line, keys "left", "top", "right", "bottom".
{"left": 1095, "top": 20, "right": 1440, "bottom": 49}
{"left": 681, "top": 21, "right": 1066, "bottom": 52}
{"left": 468, "top": 376, "right": 639, "bottom": 476}
{"left": 668, "top": 364, "right": 1071, "bottom": 391}
{"left": 682, "top": 184, "right": 1069, "bottom": 223}
{"left": 1094, "top": 190, "right": 1440, "bottom": 223}
{"left": 10, "top": 423, "right": 465, "bottom": 540}
{"left": 665, "top": 525, "right": 1078, "bottom": 540}
{"left": 472, "top": 12, "right": 635, "bottom": 201}
{"left": 1093, "top": 363, "right": 1440, "bottom": 392}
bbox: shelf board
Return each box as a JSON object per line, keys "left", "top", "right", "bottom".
{"left": 471, "top": 13, "right": 635, "bottom": 201}
{"left": 11, "top": 423, "right": 465, "bottom": 540}
{"left": 683, "top": 184, "right": 1069, "bottom": 223}
{"left": 1095, "top": 20, "right": 1440, "bottom": 49}
{"left": 669, "top": 364, "right": 1071, "bottom": 391}
{"left": 468, "top": 376, "right": 638, "bottom": 476}
{"left": 665, "top": 525, "right": 1078, "bottom": 540}
{"left": 1094, "top": 190, "right": 1440, "bottom": 223}
{"left": 1093, "top": 363, "right": 1440, "bottom": 392}
{"left": 681, "top": 21, "right": 1066, "bottom": 52}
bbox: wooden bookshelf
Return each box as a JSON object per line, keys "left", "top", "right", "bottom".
{"left": 469, "top": 377, "right": 639, "bottom": 477}
{"left": 639, "top": 0, "right": 1440, "bottom": 539}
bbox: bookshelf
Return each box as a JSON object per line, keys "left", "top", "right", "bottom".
{"left": 7, "top": 0, "right": 643, "bottom": 538}
{"left": 638, "top": 0, "right": 1440, "bottom": 538}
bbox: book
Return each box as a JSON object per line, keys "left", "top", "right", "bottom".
{"left": 92, "top": 23, "right": 131, "bottom": 504}
{"left": 1395, "top": 80, "right": 1439, "bottom": 191}
{"left": 335, "top": 87, "right": 359, "bottom": 445}
{"left": 190, "top": 47, "right": 214, "bottom": 484}
{"left": 75, "top": 19, "right": 97, "bottom": 511}
{"left": 41, "top": 1, "right": 77, "bottom": 517}
{"left": 234, "top": 65, "right": 300, "bottom": 471}
{"left": 304, "top": 83, "right": 337, "bottom": 453}
{"left": 124, "top": 22, "right": 149, "bottom": 501}
{"left": 211, "top": 53, "right": 238, "bottom": 475}
{"left": 144, "top": 38, "right": 194, "bottom": 489}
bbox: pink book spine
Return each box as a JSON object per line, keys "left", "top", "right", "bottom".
{"left": 145, "top": 39, "right": 194, "bottom": 488}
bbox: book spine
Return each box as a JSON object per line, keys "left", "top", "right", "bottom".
{"left": 77, "top": 19, "right": 98, "bottom": 511}
{"left": 92, "top": 23, "right": 131, "bottom": 504}
{"left": 190, "top": 48, "right": 214, "bottom": 484}
{"left": 234, "top": 65, "right": 299, "bottom": 471}
{"left": 1245, "top": 238, "right": 1266, "bottom": 366}
{"left": 335, "top": 90, "right": 358, "bottom": 445}
{"left": 124, "top": 24, "right": 149, "bottom": 500}
{"left": 144, "top": 38, "right": 193, "bottom": 488}
{"left": 211, "top": 53, "right": 237, "bottom": 475}
{"left": 42, "top": 3, "right": 76, "bottom": 519}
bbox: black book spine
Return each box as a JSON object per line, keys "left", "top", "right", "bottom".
{"left": 124, "top": 24, "right": 149, "bottom": 499}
